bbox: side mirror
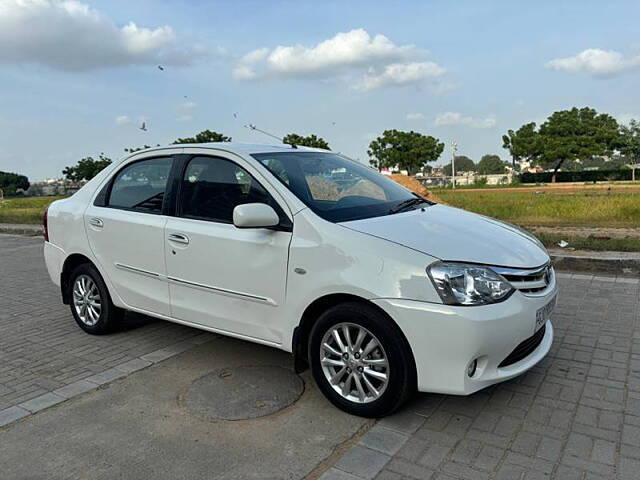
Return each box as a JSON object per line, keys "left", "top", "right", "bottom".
{"left": 233, "top": 203, "right": 280, "bottom": 229}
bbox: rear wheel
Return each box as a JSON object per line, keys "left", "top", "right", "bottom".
{"left": 309, "top": 302, "right": 415, "bottom": 417}
{"left": 69, "top": 263, "right": 123, "bottom": 335}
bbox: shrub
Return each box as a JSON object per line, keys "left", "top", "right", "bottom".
{"left": 520, "top": 169, "right": 632, "bottom": 183}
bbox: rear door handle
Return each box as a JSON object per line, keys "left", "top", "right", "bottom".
{"left": 168, "top": 233, "right": 189, "bottom": 245}
{"left": 89, "top": 217, "right": 104, "bottom": 228}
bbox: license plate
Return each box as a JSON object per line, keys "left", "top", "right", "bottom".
{"left": 535, "top": 295, "right": 556, "bottom": 331}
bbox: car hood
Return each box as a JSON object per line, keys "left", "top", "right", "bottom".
{"left": 341, "top": 204, "right": 549, "bottom": 268}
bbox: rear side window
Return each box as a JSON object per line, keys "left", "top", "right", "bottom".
{"left": 108, "top": 157, "right": 172, "bottom": 213}
{"left": 179, "top": 156, "right": 274, "bottom": 223}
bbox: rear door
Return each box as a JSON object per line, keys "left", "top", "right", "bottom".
{"left": 85, "top": 155, "right": 175, "bottom": 316}
{"left": 164, "top": 154, "right": 293, "bottom": 344}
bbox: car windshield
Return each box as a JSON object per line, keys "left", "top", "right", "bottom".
{"left": 252, "top": 151, "right": 430, "bottom": 223}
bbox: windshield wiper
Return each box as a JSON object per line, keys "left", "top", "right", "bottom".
{"left": 388, "top": 197, "right": 428, "bottom": 215}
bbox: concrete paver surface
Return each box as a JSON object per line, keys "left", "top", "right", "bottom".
{"left": 2, "top": 234, "right": 640, "bottom": 479}
{"left": 0, "top": 335, "right": 367, "bottom": 479}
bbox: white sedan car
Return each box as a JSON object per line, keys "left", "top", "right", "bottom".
{"left": 44, "top": 143, "right": 556, "bottom": 417}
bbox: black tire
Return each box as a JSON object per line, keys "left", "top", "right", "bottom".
{"left": 309, "top": 301, "right": 415, "bottom": 417}
{"left": 68, "top": 263, "right": 123, "bottom": 335}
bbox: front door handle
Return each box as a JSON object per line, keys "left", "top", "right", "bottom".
{"left": 168, "top": 233, "right": 190, "bottom": 245}
{"left": 89, "top": 217, "right": 104, "bottom": 228}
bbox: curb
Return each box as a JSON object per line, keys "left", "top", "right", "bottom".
{"left": 550, "top": 250, "right": 640, "bottom": 276}
{"left": 0, "top": 226, "right": 42, "bottom": 236}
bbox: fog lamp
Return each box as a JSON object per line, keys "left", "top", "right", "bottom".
{"left": 467, "top": 359, "right": 478, "bottom": 378}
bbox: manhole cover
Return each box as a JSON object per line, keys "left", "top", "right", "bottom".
{"left": 185, "top": 366, "right": 304, "bottom": 420}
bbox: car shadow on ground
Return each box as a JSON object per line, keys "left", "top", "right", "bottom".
{"left": 115, "top": 311, "right": 159, "bottom": 332}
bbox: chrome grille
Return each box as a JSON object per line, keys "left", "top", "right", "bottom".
{"left": 491, "top": 264, "right": 554, "bottom": 296}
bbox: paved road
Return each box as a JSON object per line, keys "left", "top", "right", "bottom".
{"left": 322, "top": 273, "right": 640, "bottom": 480}
{"left": 0, "top": 235, "right": 212, "bottom": 415}
{"left": 1, "top": 234, "right": 639, "bottom": 479}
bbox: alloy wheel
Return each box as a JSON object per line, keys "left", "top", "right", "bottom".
{"left": 320, "top": 322, "right": 389, "bottom": 403}
{"left": 72, "top": 275, "right": 102, "bottom": 326}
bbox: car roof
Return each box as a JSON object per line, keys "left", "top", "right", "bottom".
{"left": 140, "top": 142, "right": 328, "bottom": 155}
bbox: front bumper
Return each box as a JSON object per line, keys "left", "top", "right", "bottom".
{"left": 372, "top": 287, "right": 556, "bottom": 395}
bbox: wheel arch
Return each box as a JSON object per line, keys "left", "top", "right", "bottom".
{"left": 60, "top": 253, "right": 97, "bottom": 304}
{"left": 292, "top": 293, "right": 417, "bottom": 385}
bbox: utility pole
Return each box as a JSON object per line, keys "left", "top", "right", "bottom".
{"left": 451, "top": 141, "right": 458, "bottom": 189}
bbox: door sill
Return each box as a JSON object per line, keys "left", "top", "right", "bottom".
{"left": 119, "top": 303, "right": 284, "bottom": 349}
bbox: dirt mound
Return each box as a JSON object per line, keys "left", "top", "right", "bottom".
{"left": 390, "top": 174, "right": 443, "bottom": 203}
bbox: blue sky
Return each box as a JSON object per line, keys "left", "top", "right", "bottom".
{"left": 0, "top": 0, "right": 638, "bottom": 180}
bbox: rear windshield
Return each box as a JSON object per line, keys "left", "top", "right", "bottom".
{"left": 252, "top": 152, "right": 429, "bottom": 223}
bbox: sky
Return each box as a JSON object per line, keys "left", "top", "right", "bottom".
{"left": 0, "top": 0, "right": 638, "bottom": 181}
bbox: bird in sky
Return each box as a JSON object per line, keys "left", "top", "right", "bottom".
{"left": 140, "top": 121, "right": 147, "bottom": 131}
{"left": 233, "top": 112, "right": 238, "bottom": 119}
{"left": 157, "top": 65, "right": 164, "bottom": 71}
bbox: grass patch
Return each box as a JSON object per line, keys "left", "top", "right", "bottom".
{"left": 430, "top": 181, "right": 640, "bottom": 191}
{"left": 0, "top": 196, "right": 66, "bottom": 224}
{"left": 536, "top": 233, "right": 640, "bottom": 252}
{"left": 436, "top": 190, "right": 640, "bottom": 228}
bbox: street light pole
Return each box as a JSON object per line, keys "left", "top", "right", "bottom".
{"left": 451, "top": 141, "right": 457, "bottom": 190}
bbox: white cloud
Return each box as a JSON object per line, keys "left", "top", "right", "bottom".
{"left": 265, "top": 29, "right": 416, "bottom": 75}
{"left": 434, "top": 112, "right": 496, "bottom": 129}
{"left": 0, "top": 0, "right": 218, "bottom": 71}
{"left": 357, "top": 62, "right": 445, "bottom": 91}
{"left": 234, "top": 28, "right": 446, "bottom": 90}
{"left": 406, "top": 112, "right": 425, "bottom": 121}
{"left": 241, "top": 47, "right": 270, "bottom": 64}
{"left": 546, "top": 48, "right": 640, "bottom": 76}
{"left": 232, "top": 64, "right": 257, "bottom": 80}
{"left": 115, "top": 115, "right": 131, "bottom": 125}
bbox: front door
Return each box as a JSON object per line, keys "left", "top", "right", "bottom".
{"left": 165, "top": 155, "right": 292, "bottom": 344}
{"left": 86, "top": 156, "right": 174, "bottom": 316}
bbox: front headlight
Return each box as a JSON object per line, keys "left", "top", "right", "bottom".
{"left": 427, "top": 262, "right": 514, "bottom": 306}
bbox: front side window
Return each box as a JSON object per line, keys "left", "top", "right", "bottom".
{"left": 108, "top": 157, "right": 172, "bottom": 213}
{"left": 253, "top": 152, "right": 429, "bottom": 222}
{"left": 179, "top": 156, "right": 274, "bottom": 223}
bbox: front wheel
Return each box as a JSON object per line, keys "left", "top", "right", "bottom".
{"left": 309, "top": 302, "right": 415, "bottom": 417}
{"left": 69, "top": 263, "right": 123, "bottom": 335}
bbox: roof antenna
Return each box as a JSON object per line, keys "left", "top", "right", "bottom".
{"left": 244, "top": 124, "right": 297, "bottom": 149}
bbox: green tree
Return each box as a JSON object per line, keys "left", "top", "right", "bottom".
{"left": 502, "top": 122, "right": 540, "bottom": 167}
{"left": 580, "top": 157, "right": 607, "bottom": 170}
{"left": 477, "top": 154, "right": 507, "bottom": 174}
{"left": 538, "top": 107, "right": 620, "bottom": 180}
{"left": 503, "top": 107, "right": 622, "bottom": 181}
{"left": 620, "top": 119, "right": 640, "bottom": 164}
{"left": 442, "top": 156, "right": 475, "bottom": 176}
{"left": 124, "top": 144, "right": 159, "bottom": 153}
{"left": 62, "top": 154, "right": 112, "bottom": 182}
{"left": 173, "top": 130, "right": 231, "bottom": 144}
{"left": 0, "top": 171, "right": 30, "bottom": 196}
{"left": 282, "top": 133, "right": 330, "bottom": 149}
{"left": 559, "top": 159, "right": 582, "bottom": 172}
{"left": 368, "top": 129, "right": 444, "bottom": 175}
